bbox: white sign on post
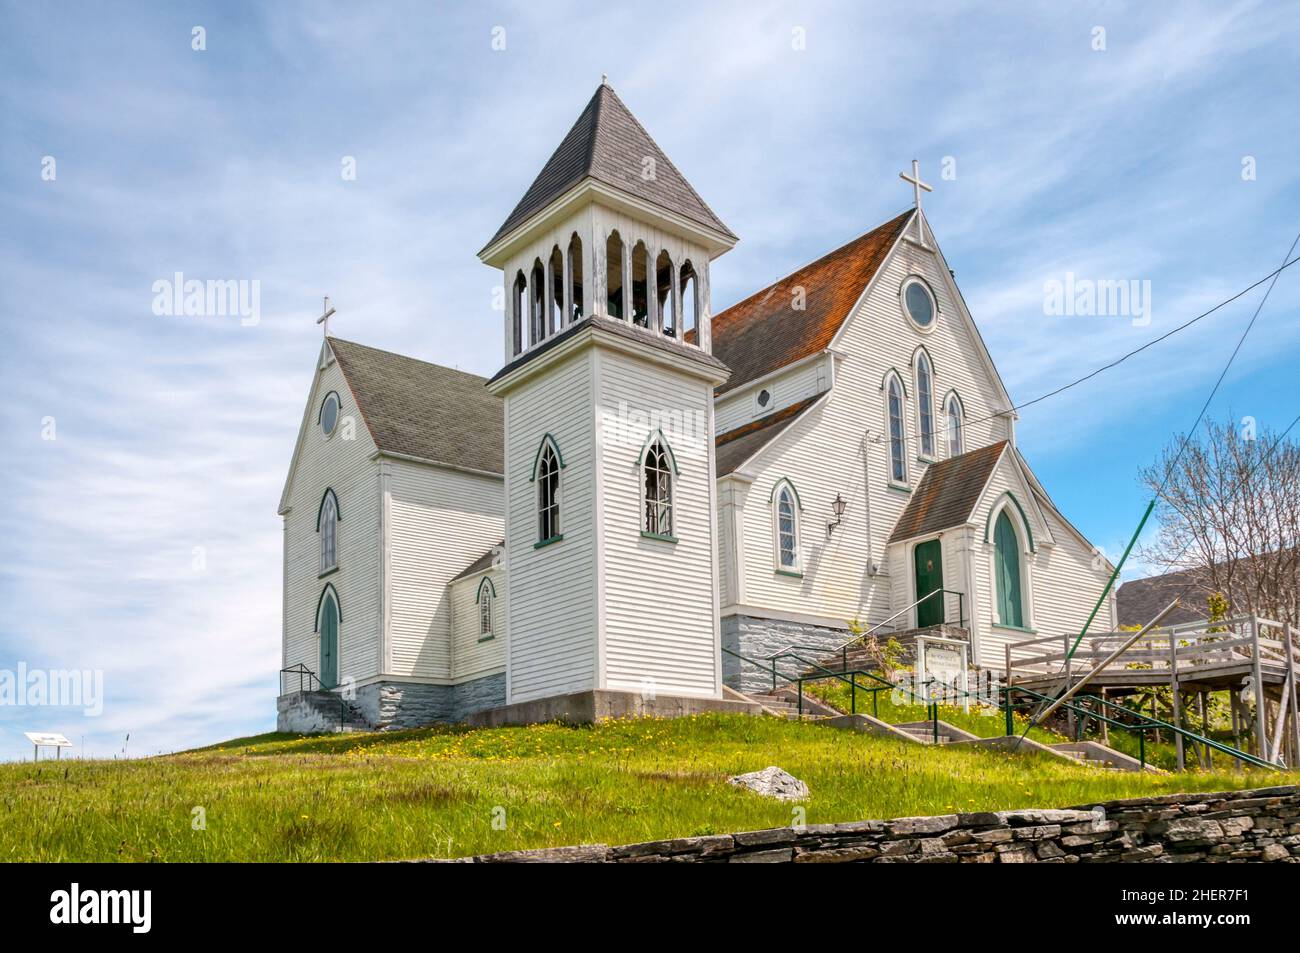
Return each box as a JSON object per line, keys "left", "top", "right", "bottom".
{"left": 916, "top": 637, "right": 970, "bottom": 712}
{"left": 24, "top": 731, "right": 73, "bottom": 761}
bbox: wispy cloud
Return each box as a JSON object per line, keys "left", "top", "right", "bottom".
{"left": 1, "top": 1, "right": 1297, "bottom": 758}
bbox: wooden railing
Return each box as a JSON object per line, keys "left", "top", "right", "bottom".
{"left": 1003, "top": 616, "right": 1300, "bottom": 767}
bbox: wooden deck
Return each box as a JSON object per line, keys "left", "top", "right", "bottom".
{"left": 1004, "top": 615, "right": 1300, "bottom": 768}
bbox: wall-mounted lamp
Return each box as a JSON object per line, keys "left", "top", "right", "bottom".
{"left": 826, "top": 493, "right": 847, "bottom": 537}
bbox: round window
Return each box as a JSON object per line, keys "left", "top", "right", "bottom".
{"left": 321, "top": 393, "right": 340, "bottom": 437}
{"left": 756, "top": 389, "right": 771, "bottom": 408}
{"left": 902, "top": 278, "right": 935, "bottom": 329}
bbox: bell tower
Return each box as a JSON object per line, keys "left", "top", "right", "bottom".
{"left": 480, "top": 81, "right": 745, "bottom": 718}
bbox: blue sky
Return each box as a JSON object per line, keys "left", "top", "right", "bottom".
{"left": 1, "top": 1, "right": 1297, "bottom": 760}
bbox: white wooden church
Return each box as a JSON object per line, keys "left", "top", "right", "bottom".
{"left": 277, "top": 82, "right": 1117, "bottom": 731}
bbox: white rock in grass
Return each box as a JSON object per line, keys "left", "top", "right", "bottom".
{"left": 728, "top": 766, "right": 809, "bottom": 801}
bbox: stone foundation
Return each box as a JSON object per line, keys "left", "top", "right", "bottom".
{"left": 722, "top": 613, "right": 848, "bottom": 692}
{"left": 430, "top": 785, "right": 1300, "bottom": 863}
{"left": 465, "top": 688, "right": 760, "bottom": 727}
{"left": 276, "top": 672, "right": 507, "bottom": 733}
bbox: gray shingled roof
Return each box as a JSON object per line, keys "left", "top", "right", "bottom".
{"left": 1115, "top": 571, "right": 1209, "bottom": 628}
{"left": 484, "top": 83, "right": 735, "bottom": 249}
{"left": 889, "top": 442, "right": 1008, "bottom": 544}
{"left": 329, "top": 338, "right": 503, "bottom": 475}
{"left": 450, "top": 543, "right": 505, "bottom": 583}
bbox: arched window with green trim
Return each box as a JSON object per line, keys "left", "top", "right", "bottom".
{"left": 886, "top": 374, "right": 907, "bottom": 483}
{"left": 476, "top": 577, "right": 496, "bottom": 639}
{"left": 946, "top": 392, "right": 964, "bottom": 457}
{"left": 771, "top": 479, "right": 802, "bottom": 573}
{"left": 993, "top": 510, "right": 1024, "bottom": 628}
{"left": 532, "top": 437, "right": 563, "bottom": 544}
{"left": 317, "top": 489, "right": 340, "bottom": 574}
{"left": 915, "top": 350, "right": 934, "bottom": 458}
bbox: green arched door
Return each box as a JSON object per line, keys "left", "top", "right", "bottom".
{"left": 914, "top": 539, "right": 944, "bottom": 628}
{"left": 993, "top": 511, "right": 1024, "bottom": 628}
{"left": 319, "top": 593, "right": 339, "bottom": 689}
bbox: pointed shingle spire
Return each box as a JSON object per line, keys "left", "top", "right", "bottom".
{"left": 484, "top": 84, "right": 735, "bottom": 249}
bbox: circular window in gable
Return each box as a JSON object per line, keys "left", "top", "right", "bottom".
{"left": 320, "top": 392, "right": 340, "bottom": 437}
{"left": 901, "top": 277, "right": 936, "bottom": 330}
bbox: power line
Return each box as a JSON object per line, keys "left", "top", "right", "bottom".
{"left": 1013, "top": 230, "right": 1300, "bottom": 744}
{"left": 1157, "top": 231, "right": 1300, "bottom": 492}
{"left": 966, "top": 252, "right": 1300, "bottom": 429}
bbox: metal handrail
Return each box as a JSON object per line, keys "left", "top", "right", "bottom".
{"left": 723, "top": 645, "right": 936, "bottom": 719}
{"left": 762, "top": 587, "right": 966, "bottom": 664}
{"left": 1003, "top": 685, "right": 1276, "bottom": 771}
{"left": 1079, "top": 691, "right": 1277, "bottom": 771}
{"left": 280, "top": 663, "right": 322, "bottom": 695}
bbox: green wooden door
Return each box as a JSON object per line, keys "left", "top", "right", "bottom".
{"left": 994, "top": 511, "right": 1024, "bottom": 628}
{"left": 319, "top": 594, "right": 339, "bottom": 689}
{"left": 913, "top": 539, "right": 944, "bottom": 628}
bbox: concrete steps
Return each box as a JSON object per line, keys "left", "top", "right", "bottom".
{"left": 292, "top": 690, "right": 372, "bottom": 732}
{"left": 1048, "top": 740, "right": 1160, "bottom": 773}
{"left": 741, "top": 687, "right": 840, "bottom": 720}
{"left": 891, "top": 719, "right": 981, "bottom": 745}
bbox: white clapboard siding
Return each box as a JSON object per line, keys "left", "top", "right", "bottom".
{"left": 281, "top": 351, "right": 381, "bottom": 688}
{"left": 448, "top": 568, "right": 507, "bottom": 681}
{"left": 966, "top": 456, "right": 1113, "bottom": 669}
{"left": 714, "top": 353, "right": 831, "bottom": 434}
{"left": 503, "top": 349, "right": 600, "bottom": 703}
{"left": 723, "top": 223, "right": 1014, "bottom": 629}
{"left": 596, "top": 347, "right": 720, "bottom": 698}
{"left": 388, "top": 460, "right": 503, "bottom": 680}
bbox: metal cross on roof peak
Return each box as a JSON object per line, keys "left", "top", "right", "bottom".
{"left": 317, "top": 296, "right": 336, "bottom": 338}
{"left": 899, "top": 160, "right": 933, "bottom": 243}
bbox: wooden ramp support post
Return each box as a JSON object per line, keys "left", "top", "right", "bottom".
{"left": 1251, "top": 617, "right": 1268, "bottom": 761}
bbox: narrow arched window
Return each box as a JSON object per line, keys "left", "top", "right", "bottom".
{"left": 477, "top": 577, "right": 495, "bottom": 639}
{"left": 947, "top": 393, "right": 964, "bottom": 456}
{"left": 916, "top": 351, "right": 934, "bottom": 458}
{"left": 774, "top": 482, "right": 800, "bottom": 572}
{"left": 680, "top": 260, "right": 698, "bottom": 338}
{"left": 656, "top": 250, "right": 675, "bottom": 335}
{"left": 536, "top": 442, "right": 561, "bottom": 543}
{"left": 318, "top": 489, "right": 339, "bottom": 574}
{"left": 993, "top": 510, "right": 1024, "bottom": 628}
{"left": 567, "top": 233, "right": 584, "bottom": 323}
{"left": 530, "top": 258, "right": 545, "bottom": 345}
{"left": 606, "top": 230, "right": 625, "bottom": 319}
{"left": 511, "top": 271, "right": 527, "bottom": 355}
{"left": 631, "top": 241, "right": 651, "bottom": 327}
{"left": 887, "top": 376, "right": 907, "bottom": 483}
{"left": 642, "top": 439, "right": 673, "bottom": 537}
{"left": 549, "top": 246, "right": 564, "bottom": 335}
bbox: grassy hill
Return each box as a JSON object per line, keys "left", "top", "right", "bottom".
{"left": 2, "top": 714, "right": 1293, "bottom": 862}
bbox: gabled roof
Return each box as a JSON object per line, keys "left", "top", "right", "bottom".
{"left": 450, "top": 543, "right": 505, "bottom": 583}
{"left": 889, "top": 441, "right": 1008, "bottom": 544}
{"left": 1115, "top": 570, "right": 1208, "bottom": 628}
{"left": 484, "top": 83, "right": 734, "bottom": 250}
{"left": 328, "top": 338, "right": 504, "bottom": 475}
{"left": 711, "top": 210, "right": 914, "bottom": 396}
{"left": 715, "top": 395, "right": 824, "bottom": 477}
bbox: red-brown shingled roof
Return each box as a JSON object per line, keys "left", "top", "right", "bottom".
{"left": 710, "top": 209, "right": 914, "bottom": 396}
{"left": 889, "top": 441, "right": 1008, "bottom": 544}
{"left": 715, "top": 395, "right": 824, "bottom": 476}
